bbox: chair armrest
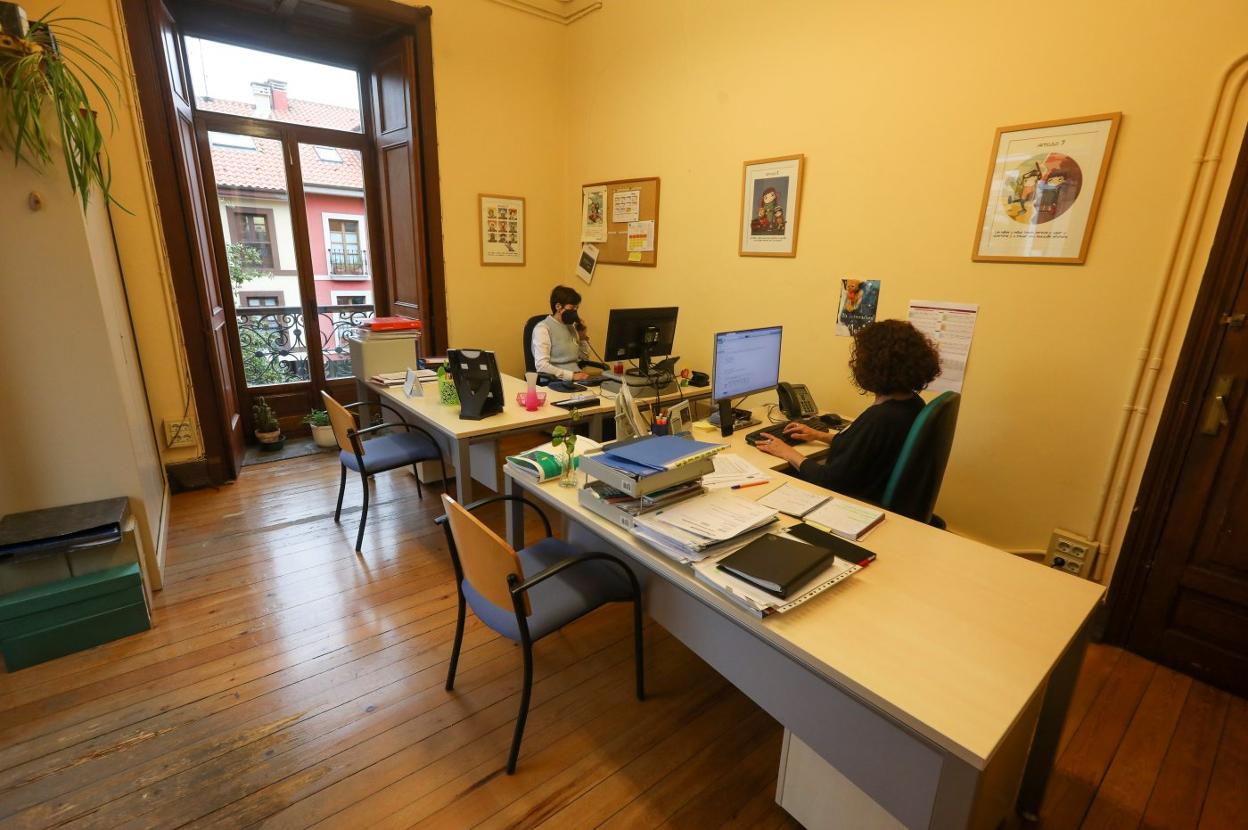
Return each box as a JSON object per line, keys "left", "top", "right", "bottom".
{"left": 434, "top": 495, "right": 553, "bottom": 539}
{"left": 510, "top": 551, "right": 641, "bottom": 598}
{"left": 345, "top": 400, "right": 414, "bottom": 429}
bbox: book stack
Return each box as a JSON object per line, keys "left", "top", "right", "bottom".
{"left": 578, "top": 435, "right": 724, "bottom": 530}
{"left": 358, "top": 317, "right": 422, "bottom": 341}
{"left": 629, "top": 492, "right": 778, "bottom": 564}
{"left": 580, "top": 479, "right": 705, "bottom": 530}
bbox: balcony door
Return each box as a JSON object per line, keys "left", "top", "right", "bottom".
{"left": 187, "top": 37, "right": 384, "bottom": 437}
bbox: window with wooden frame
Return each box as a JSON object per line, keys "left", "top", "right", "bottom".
{"left": 227, "top": 207, "right": 278, "bottom": 269}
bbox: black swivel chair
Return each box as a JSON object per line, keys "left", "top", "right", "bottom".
{"left": 879, "top": 391, "right": 960, "bottom": 527}
{"left": 522, "top": 314, "right": 607, "bottom": 384}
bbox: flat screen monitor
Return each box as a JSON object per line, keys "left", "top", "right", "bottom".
{"left": 712, "top": 326, "right": 782, "bottom": 402}
{"left": 602, "top": 307, "right": 679, "bottom": 373}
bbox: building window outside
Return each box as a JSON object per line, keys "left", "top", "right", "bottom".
{"left": 229, "top": 208, "right": 278, "bottom": 268}
{"left": 327, "top": 216, "right": 365, "bottom": 275}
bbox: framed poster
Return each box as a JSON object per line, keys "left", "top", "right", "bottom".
{"left": 479, "top": 194, "right": 525, "bottom": 266}
{"left": 739, "top": 154, "right": 804, "bottom": 257}
{"left": 973, "top": 113, "right": 1121, "bottom": 264}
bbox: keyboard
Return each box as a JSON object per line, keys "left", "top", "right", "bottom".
{"left": 745, "top": 417, "right": 831, "bottom": 446}
{"left": 547, "top": 380, "right": 587, "bottom": 393}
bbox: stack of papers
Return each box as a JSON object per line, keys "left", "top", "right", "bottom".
{"left": 694, "top": 539, "right": 860, "bottom": 618}
{"left": 593, "top": 435, "right": 725, "bottom": 477}
{"left": 371, "top": 369, "right": 435, "bottom": 386}
{"left": 701, "top": 454, "right": 772, "bottom": 490}
{"left": 631, "top": 492, "right": 777, "bottom": 563}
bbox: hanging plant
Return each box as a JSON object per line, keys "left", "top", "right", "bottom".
{"left": 0, "top": 5, "right": 125, "bottom": 211}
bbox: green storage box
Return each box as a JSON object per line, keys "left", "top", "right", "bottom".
{"left": 0, "top": 563, "right": 149, "bottom": 671}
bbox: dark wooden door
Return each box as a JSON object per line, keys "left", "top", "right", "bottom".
{"left": 154, "top": 0, "right": 246, "bottom": 476}
{"left": 1111, "top": 126, "right": 1248, "bottom": 697}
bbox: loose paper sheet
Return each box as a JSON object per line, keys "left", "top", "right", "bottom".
{"left": 907, "top": 300, "right": 979, "bottom": 394}
{"left": 580, "top": 186, "right": 608, "bottom": 242}
{"left": 626, "top": 220, "right": 655, "bottom": 252}
{"left": 612, "top": 188, "right": 640, "bottom": 222}
{"left": 575, "top": 243, "right": 599, "bottom": 285}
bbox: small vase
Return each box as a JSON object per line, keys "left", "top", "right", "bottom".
{"left": 559, "top": 452, "right": 577, "bottom": 488}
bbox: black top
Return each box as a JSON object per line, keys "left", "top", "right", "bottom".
{"left": 798, "top": 395, "right": 924, "bottom": 505}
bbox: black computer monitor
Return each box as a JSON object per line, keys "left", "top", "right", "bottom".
{"left": 602, "top": 307, "right": 679, "bottom": 374}
{"left": 712, "top": 326, "right": 783, "bottom": 402}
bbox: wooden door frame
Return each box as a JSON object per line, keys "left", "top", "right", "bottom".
{"left": 121, "top": 0, "right": 445, "bottom": 484}
{"left": 1105, "top": 122, "right": 1248, "bottom": 648}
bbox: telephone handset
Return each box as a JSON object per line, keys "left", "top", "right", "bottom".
{"left": 777, "top": 382, "right": 818, "bottom": 420}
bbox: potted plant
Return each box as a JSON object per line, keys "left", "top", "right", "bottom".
{"left": 252, "top": 397, "right": 284, "bottom": 451}
{"left": 303, "top": 409, "right": 336, "bottom": 449}
{"left": 550, "top": 408, "right": 582, "bottom": 488}
{"left": 0, "top": 5, "right": 125, "bottom": 210}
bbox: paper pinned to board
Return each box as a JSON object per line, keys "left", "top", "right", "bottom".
{"left": 613, "top": 188, "right": 640, "bottom": 222}
{"left": 907, "top": 300, "right": 978, "bottom": 394}
{"left": 626, "top": 220, "right": 654, "bottom": 252}
{"left": 576, "top": 243, "right": 600, "bottom": 285}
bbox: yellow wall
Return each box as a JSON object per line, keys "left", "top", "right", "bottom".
{"left": 559, "top": 0, "right": 1248, "bottom": 561}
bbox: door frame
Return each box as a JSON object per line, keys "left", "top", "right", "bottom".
{"left": 1105, "top": 122, "right": 1248, "bottom": 649}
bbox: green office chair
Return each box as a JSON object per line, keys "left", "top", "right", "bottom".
{"left": 880, "top": 392, "right": 961, "bottom": 527}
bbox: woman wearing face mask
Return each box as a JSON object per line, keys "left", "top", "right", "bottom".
{"left": 532, "top": 285, "right": 591, "bottom": 381}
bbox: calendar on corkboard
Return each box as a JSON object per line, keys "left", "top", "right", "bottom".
{"left": 579, "top": 177, "right": 660, "bottom": 267}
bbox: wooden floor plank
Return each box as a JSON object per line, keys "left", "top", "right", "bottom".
{"left": 0, "top": 452, "right": 1243, "bottom": 830}
{"left": 1141, "top": 681, "right": 1231, "bottom": 830}
{"left": 1198, "top": 696, "right": 1248, "bottom": 830}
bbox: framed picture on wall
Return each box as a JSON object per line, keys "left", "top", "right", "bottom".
{"left": 739, "top": 154, "right": 805, "bottom": 257}
{"left": 972, "top": 113, "right": 1121, "bottom": 264}
{"left": 479, "top": 194, "right": 525, "bottom": 266}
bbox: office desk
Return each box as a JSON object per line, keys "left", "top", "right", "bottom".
{"left": 503, "top": 406, "right": 1104, "bottom": 829}
{"left": 375, "top": 374, "right": 710, "bottom": 502}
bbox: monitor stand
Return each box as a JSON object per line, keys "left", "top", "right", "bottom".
{"left": 600, "top": 369, "right": 678, "bottom": 398}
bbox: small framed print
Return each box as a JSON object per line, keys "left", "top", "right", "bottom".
{"left": 739, "top": 154, "right": 804, "bottom": 257}
{"left": 479, "top": 194, "right": 525, "bottom": 266}
{"left": 973, "top": 113, "right": 1121, "bottom": 264}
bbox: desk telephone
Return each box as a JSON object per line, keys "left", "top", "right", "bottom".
{"left": 777, "top": 382, "right": 818, "bottom": 419}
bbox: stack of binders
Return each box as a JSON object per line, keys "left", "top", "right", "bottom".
{"left": 578, "top": 435, "right": 724, "bottom": 530}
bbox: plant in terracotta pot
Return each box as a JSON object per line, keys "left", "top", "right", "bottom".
{"left": 252, "top": 397, "right": 284, "bottom": 451}
{"left": 303, "top": 409, "right": 336, "bottom": 449}
{"left": 0, "top": 5, "right": 125, "bottom": 210}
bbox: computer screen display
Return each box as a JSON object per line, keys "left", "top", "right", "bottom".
{"left": 712, "top": 326, "right": 782, "bottom": 401}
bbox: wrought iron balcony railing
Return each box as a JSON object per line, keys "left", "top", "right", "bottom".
{"left": 235, "top": 303, "right": 375, "bottom": 387}
{"left": 328, "top": 249, "right": 367, "bottom": 276}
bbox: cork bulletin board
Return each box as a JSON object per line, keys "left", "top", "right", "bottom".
{"left": 581, "top": 177, "right": 660, "bottom": 266}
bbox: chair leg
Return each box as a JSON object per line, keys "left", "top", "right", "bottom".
{"left": 355, "top": 471, "right": 370, "bottom": 552}
{"left": 446, "top": 588, "right": 466, "bottom": 691}
{"left": 632, "top": 594, "right": 646, "bottom": 701}
{"left": 506, "top": 639, "right": 534, "bottom": 774}
{"left": 439, "top": 458, "right": 449, "bottom": 492}
{"left": 414, "top": 467, "right": 423, "bottom": 499}
{"left": 334, "top": 465, "right": 347, "bottom": 523}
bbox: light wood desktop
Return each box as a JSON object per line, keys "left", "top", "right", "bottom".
{"left": 503, "top": 404, "right": 1104, "bottom": 829}
{"left": 374, "top": 373, "right": 710, "bottom": 502}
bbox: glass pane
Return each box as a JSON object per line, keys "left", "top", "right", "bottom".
{"left": 208, "top": 132, "right": 310, "bottom": 387}
{"left": 299, "top": 143, "right": 376, "bottom": 381}
{"left": 185, "top": 37, "right": 363, "bottom": 133}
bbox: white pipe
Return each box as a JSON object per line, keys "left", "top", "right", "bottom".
{"left": 1090, "top": 55, "right": 1248, "bottom": 581}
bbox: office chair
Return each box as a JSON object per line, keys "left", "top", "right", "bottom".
{"left": 880, "top": 391, "right": 961, "bottom": 527}
{"left": 436, "top": 493, "right": 644, "bottom": 773}
{"left": 522, "top": 313, "right": 607, "bottom": 384}
{"left": 322, "top": 391, "right": 448, "bottom": 552}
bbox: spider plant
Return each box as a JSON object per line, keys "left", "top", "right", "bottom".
{"left": 0, "top": 8, "right": 125, "bottom": 211}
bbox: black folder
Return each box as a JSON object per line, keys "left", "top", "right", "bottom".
{"left": 717, "top": 534, "right": 835, "bottom": 599}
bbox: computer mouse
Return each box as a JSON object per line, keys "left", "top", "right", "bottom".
{"left": 819, "top": 413, "right": 846, "bottom": 429}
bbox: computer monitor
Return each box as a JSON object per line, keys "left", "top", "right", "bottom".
{"left": 602, "top": 307, "right": 679, "bottom": 374}
{"left": 712, "top": 326, "right": 783, "bottom": 402}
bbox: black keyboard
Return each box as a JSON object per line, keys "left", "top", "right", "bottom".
{"left": 745, "top": 417, "right": 830, "bottom": 446}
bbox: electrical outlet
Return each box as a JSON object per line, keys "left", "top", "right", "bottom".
{"left": 1044, "top": 528, "right": 1100, "bottom": 578}
{"left": 164, "top": 418, "right": 196, "bottom": 448}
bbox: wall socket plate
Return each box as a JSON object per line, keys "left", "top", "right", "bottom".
{"left": 163, "top": 418, "right": 196, "bottom": 448}
{"left": 1045, "top": 528, "right": 1100, "bottom": 578}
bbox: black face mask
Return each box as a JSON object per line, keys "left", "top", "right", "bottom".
{"left": 560, "top": 309, "right": 579, "bottom": 325}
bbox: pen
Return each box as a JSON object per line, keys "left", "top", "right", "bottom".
{"left": 731, "top": 480, "right": 768, "bottom": 490}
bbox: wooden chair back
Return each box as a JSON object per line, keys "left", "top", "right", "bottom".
{"left": 441, "top": 495, "right": 531, "bottom": 616}
{"left": 321, "top": 391, "right": 361, "bottom": 455}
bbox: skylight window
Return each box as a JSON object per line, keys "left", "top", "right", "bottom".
{"left": 209, "top": 131, "right": 256, "bottom": 150}
{"left": 314, "top": 146, "right": 343, "bottom": 163}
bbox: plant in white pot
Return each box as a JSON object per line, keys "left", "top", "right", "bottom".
{"left": 252, "top": 397, "right": 284, "bottom": 451}
{"left": 303, "top": 409, "right": 336, "bottom": 449}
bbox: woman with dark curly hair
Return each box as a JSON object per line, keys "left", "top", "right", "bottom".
{"left": 754, "top": 320, "right": 941, "bottom": 504}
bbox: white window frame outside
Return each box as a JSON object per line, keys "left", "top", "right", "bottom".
{"left": 329, "top": 290, "right": 373, "bottom": 307}
{"left": 320, "top": 211, "right": 369, "bottom": 280}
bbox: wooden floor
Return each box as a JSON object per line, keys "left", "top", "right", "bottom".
{"left": 0, "top": 453, "right": 1243, "bottom": 829}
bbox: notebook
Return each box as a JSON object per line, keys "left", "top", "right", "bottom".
{"left": 716, "top": 533, "right": 835, "bottom": 599}
{"left": 757, "top": 482, "right": 828, "bottom": 517}
{"left": 804, "top": 498, "right": 885, "bottom": 540}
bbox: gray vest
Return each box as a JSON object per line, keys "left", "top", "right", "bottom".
{"left": 537, "top": 315, "right": 580, "bottom": 372}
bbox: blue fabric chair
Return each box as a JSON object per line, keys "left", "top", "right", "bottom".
{"left": 880, "top": 391, "right": 961, "bottom": 526}
{"left": 322, "top": 392, "right": 448, "bottom": 552}
{"left": 436, "top": 493, "right": 645, "bottom": 774}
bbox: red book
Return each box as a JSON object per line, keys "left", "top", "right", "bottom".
{"left": 363, "top": 317, "right": 422, "bottom": 331}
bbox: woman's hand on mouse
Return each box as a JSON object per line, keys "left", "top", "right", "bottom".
{"left": 754, "top": 433, "right": 804, "bottom": 465}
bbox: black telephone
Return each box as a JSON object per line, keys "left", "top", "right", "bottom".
{"left": 777, "top": 382, "right": 818, "bottom": 419}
